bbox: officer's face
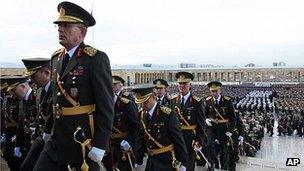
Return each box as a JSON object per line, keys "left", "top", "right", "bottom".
{"left": 210, "top": 89, "right": 221, "bottom": 98}
{"left": 112, "top": 83, "right": 122, "bottom": 94}
{"left": 31, "top": 69, "right": 50, "bottom": 88}
{"left": 155, "top": 87, "right": 166, "bottom": 98}
{"left": 57, "top": 23, "right": 87, "bottom": 50}
{"left": 178, "top": 82, "right": 191, "bottom": 95}
{"left": 14, "top": 84, "right": 26, "bottom": 100}
{"left": 142, "top": 95, "right": 156, "bottom": 111}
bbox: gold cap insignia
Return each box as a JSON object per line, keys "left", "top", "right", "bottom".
{"left": 59, "top": 8, "right": 65, "bottom": 17}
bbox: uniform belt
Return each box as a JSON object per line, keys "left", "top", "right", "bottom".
{"left": 211, "top": 118, "right": 229, "bottom": 124}
{"left": 111, "top": 132, "right": 128, "bottom": 139}
{"left": 181, "top": 125, "right": 197, "bottom": 130}
{"left": 61, "top": 104, "right": 96, "bottom": 116}
{"left": 217, "top": 119, "right": 228, "bottom": 123}
{"left": 5, "top": 122, "right": 17, "bottom": 127}
{"left": 147, "top": 144, "right": 174, "bottom": 156}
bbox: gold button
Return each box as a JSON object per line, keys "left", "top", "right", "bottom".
{"left": 57, "top": 92, "right": 61, "bottom": 96}
{"left": 56, "top": 115, "right": 60, "bottom": 119}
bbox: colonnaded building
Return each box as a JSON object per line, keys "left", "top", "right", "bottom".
{"left": 1, "top": 65, "right": 304, "bottom": 85}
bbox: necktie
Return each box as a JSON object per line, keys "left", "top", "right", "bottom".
{"left": 61, "top": 53, "right": 70, "bottom": 76}
{"left": 40, "top": 88, "right": 46, "bottom": 103}
{"left": 157, "top": 98, "right": 162, "bottom": 106}
{"left": 181, "top": 96, "right": 185, "bottom": 109}
{"left": 146, "top": 112, "right": 151, "bottom": 124}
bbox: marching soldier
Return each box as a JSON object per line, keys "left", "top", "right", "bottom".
{"left": 102, "top": 76, "right": 140, "bottom": 171}
{"left": 171, "top": 72, "right": 206, "bottom": 171}
{"left": 133, "top": 86, "right": 188, "bottom": 171}
{"left": 20, "top": 58, "right": 53, "bottom": 171}
{"left": 153, "top": 78, "right": 172, "bottom": 108}
{"left": 205, "top": 81, "right": 236, "bottom": 171}
{"left": 1, "top": 77, "right": 23, "bottom": 171}
{"left": 6, "top": 77, "right": 37, "bottom": 170}
{"left": 34, "top": 1, "right": 114, "bottom": 170}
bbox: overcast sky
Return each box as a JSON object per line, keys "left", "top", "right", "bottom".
{"left": 1, "top": 0, "right": 304, "bottom": 67}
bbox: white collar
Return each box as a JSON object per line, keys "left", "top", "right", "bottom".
{"left": 157, "top": 95, "right": 165, "bottom": 101}
{"left": 44, "top": 81, "right": 51, "bottom": 92}
{"left": 67, "top": 44, "right": 80, "bottom": 58}
{"left": 113, "top": 94, "right": 118, "bottom": 104}
{"left": 148, "top": 102, "right": 157, "bottom": 118}
{"left": 180, "top": 91, "right": 191, "bottom": 104}
{"left": 24, "top": 88, "right": 32, "bottom": 101}
{"left": 216, "top": 95, "right": 221, "bottom": 103}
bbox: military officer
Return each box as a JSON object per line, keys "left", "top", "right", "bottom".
{"left": 133, "top": 86, "right": 188, "bottom": 171}
{"left": 205, "top": 81, "right": 236, "bottom": 171}
{"left": 34, "top": 1, "right": 114, "bottom": 171}
{"left": 153, "top": 78, "right": 172, "bottom": 108}
{"left": 171, "top": 72, "right": 206, "bottom": 171}
{"left": 113, "top": 75, "right": 135, "bottom": 101}
{"left": 1, "top": 77, "right": 24, "bottom": 171}
{"left": 102, "top": 76, "right": 140, "bottom": 171}
{"left": 7, "top": 77, "right": 37, "bottom": 170}
{"left": 20, "top": 58, "right": 53, "bottom": 171}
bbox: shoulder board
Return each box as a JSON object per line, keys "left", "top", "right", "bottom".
{"left": 160, "top": 106, "right": 171, "bottom": 115}
{"left": 223, "top": 96, "right": 231, "bottom": 101}
{"left": 120, "top": 97, "right": 130, "bottom": 104}
{"left": 51, "top": 48, "right": 64, "bottom": 58}
{"left": 171, "top": 93, "right": 179, "bottom": 99}
{"left": 206, "top": 96, "right": 212, "bottom": 101}
{"left": 123, "top": 91, "right": 130, "bottom": 97}
{"left": 84, "top": 46, "right": 97, "bottom": 57}
{"left": 193, "top": 96, "right": 201, "bottom": 102}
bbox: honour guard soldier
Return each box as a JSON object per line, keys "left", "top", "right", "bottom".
{"left": 34, "top": 1, "right": 114, "bottom": 171}
{"left": 102, "top": 76, "right": 140, "bottom": 171}
{"left": 205, "top": 81, "right": 236, "bottom": 171}
{"left": 7, "top": 77, "right": 37, "bottom": 170}
{"left": 153, "top": 79, "right": 172, "bottom": 108}
{"left": 20, "top": 58, "right": 53, "bottom": 171}
{"left": 171, "top": 72, "right": 206, "bottom": 171}
{"left": 1, "top": 77, "right": 24, "bottom": 171}
{"left": 133, "top": 86, "right": 188, "bottom": 171}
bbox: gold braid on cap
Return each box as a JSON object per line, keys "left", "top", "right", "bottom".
{"left": 24, "top": 66, "right": 43, "bottom": 77}
{"left": 135, "top": 92, "right": 153, "bottom": 104}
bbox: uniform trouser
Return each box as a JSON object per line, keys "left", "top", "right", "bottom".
{"left": 3, "top": 133, "right": 25, "bottom": 171}
{"left": 33, "top": 141, "right": 100, "bottom": 171}
{"left": 228, "top": 134, "right": 239, "bottom": 171}
{"left": 102, "top": 141, "right": 134, "bottom": 171}
{"left": 205, "top": 125, "right": 232, "bottom": 170}
{"left": 20, "top": 136, "right": 45, "bottom": 171}
{"left": 187, "top": 148, "right": 196, "bottom": 171}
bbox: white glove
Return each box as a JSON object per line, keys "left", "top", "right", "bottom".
{"left": 193, "top": 142, "right": 202, "bottom": 151}
{"left": 226, "top": 132, "right": 232, "bottom": 137}
{"left": 120, "top": 140, "right": 131, "bottom": 151}
{"left": 238, "top": 136, "right": 244, "bottom": 145}
{"left": 205, "top": 118, "right": 212, "bottom": 126}
{"left": 14, "top": 147, "right": 22, "bottom": 158}
{"left": 134, "top": 163, "right": 145, "bottom": 169}
{"left": 11, "top": 135, "right": 16, "bottom": 143}
{"left": 88, "top": 147, "right": 105, "bottom": 163}
{"left": 42, "top": 133, "right": 51, "bottom": 143}
{"left": 179, "top": 165, "right": 186, "bottom": 171}
{"left": 0, "top": 134, "right": 6, "bottom": 143}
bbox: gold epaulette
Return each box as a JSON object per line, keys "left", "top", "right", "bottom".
{"left": 170, "top": 93, "right": 179, "bottom": 99}
{"left": 223, "top": 96, "right": 231, "bottom": 101}
{"left": 84, "top": 46, "right": 97, "bottom": 57}
{"left": 160, "top": 106, "right": 171, "bottom": 115}
{"left": 206, "top": 96, "right": 212, "bottom": 101}
{"left": 51, "top": 48, "right": 64, "bottom": 58}
{"left": 193, "top": 95, "right": 201, "bottom": 102}
{"left": 123, "top": 91, "right": 130, "bottom": 97}
{"left": 120, "top": 97, "right": 130, "bottom": 104}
